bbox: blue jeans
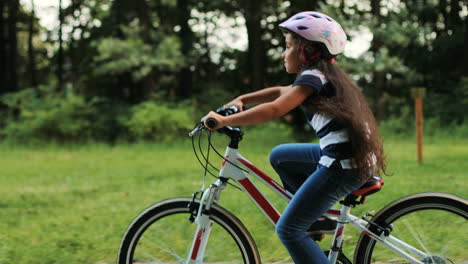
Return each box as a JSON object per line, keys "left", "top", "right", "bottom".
{"left": 270, "top": 143, "right": 362, "bottom": 264}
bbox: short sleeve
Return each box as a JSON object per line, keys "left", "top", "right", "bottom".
{"left": 292, "top": 69, "right": 329, "bottom": 96}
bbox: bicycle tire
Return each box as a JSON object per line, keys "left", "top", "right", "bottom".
{"left": 354, "top": 192, "right": 468, "bottom": 264}
{"left": 117, "top": 197, "right": 261, "bottom": 264}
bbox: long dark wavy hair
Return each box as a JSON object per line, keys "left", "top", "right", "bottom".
{"left": 290, "top": 32, "right": 386, "bottom": 182}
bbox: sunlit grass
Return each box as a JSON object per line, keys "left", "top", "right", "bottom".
{"left": 1, "top": 124, "right": 467, "bottom": 263}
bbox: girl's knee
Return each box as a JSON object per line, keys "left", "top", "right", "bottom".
{"left": 269, "top": 144, "right": 288, "bottom": 166}
{"left": 276, "top": 219, "right": 303, "bottom": 242}
{"left": 275, "top": 221, "right": 291, "bottom": 242}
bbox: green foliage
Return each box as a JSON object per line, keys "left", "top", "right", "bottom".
{"left": 323, "top": 1, "right": 466, "bottom": 125}
{"left": 160, "top": 0, "right": 177, "bottom": 6}
{"left": 4, "top": 0, "right": 467, "bottom": 144}
{"left": 423, "top": 117, "right": 468, "bottom": 140}
{"left": 193, "top": 82, "right": 234, "bottom": 114}
{"left": 92, "top": 20, "right": 184, "bottom": 81}
{"left": 0, "top": 87, "right": 199, "bottom": 143}
{"left": 1, "top": 87, "right": 96, "bottom": 141}
{"left": 379, "top": 111, "right": 468, "bottom": 140}
{"left": 459, "top": 77, "right": 468, "bottom": 107}
{"left": 122, "top": 100, "right": 194, "bottom": 141}
{"left": 89, "top": 99, "right": 131, "bottom": 142}
{"left": 379, "top": 105, "right": 414, "bottom": 137}
{"left": 426, "top": 77, "right": 468, "bottom": 125}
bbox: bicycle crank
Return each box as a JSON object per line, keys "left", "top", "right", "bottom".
{"left": 421, "top": 255, "right": 454, "bottom": 264}
{"left": 323, "top": 251, "right": 352, "bottom": 264}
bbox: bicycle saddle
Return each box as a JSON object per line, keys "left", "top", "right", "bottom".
{"left": 343, "top": 176, "right": 384, "bottom": 206}
{"left": 352, "top": 176, "right": 384, "bottom": 197}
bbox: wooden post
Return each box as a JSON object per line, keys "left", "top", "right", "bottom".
{"left": 411, "top": 87, "right": 426, "bottom": 164}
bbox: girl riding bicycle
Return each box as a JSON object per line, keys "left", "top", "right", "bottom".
{"left": 203, "top": 11, "right": 386, "bottom": 263}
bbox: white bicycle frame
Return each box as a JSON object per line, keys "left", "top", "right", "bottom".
{"left": 187, "top": 146, "right": 430, "bottom": 264}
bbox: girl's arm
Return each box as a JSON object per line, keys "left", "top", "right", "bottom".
{"left": 224, "top": 85, "right": 291, "bottom": 110}
{"left": 205, "top": 85, "right": 314, "bottom": 129}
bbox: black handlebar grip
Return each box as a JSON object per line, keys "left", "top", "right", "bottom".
{"left": 206, "top": 118, "right": 217, "bottom": 129}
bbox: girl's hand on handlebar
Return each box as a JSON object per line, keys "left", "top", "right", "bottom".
{"left": 224, "top": 98, "right": 244, "bottom": 111}
{"left": 203, "top": 111, "right": 226, "bottom": 131}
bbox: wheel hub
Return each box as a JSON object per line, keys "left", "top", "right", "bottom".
{"left": 422, "top": 255, "right": 451, "bottom": 264}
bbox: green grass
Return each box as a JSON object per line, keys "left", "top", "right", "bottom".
{"left": 1, "top": 124, "right": 467, "bottom": 264}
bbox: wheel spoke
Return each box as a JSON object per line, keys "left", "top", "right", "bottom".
{"left": 118, "top": 199, "right": 259, "bottom": 264}
{"left": 354, "top": 193, "right": 468, "bottom": 264}
{"left": 141, "top": 250, "right": 164, "bottom": 263}
{"left": 140, "top": 236, "right": 185, "bottom": 262}
{"left": 402, "top": 218, "right": 433, "bottom": 259}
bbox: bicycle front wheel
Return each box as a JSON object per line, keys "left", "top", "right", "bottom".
{"left": 118, "top": 197, "right": 260, "bottom": 264}
{"left": 354, "top": 192, "right": 468, "bottom": 264}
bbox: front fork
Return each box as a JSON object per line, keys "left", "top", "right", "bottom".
{"left": 186, "top": 178, "right": 228, "bottom": 264}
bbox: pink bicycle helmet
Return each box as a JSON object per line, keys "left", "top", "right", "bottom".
{"left": 279, "top": 11, "right": 347, "bottom": 56}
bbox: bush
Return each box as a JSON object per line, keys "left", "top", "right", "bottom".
{"left": 0, "top": 87, "right": 199, "bottom": 143}
{"left": 122, "top": 101, "right": 194, "bottom": 141}
{"left": 379, "top": 110, "right": 468, "bottom": 140}
{"left": 1, "top": 87, "right": 96, "bottom": 142}
{"left": 89, "top": 99, "right": 130, "bottom": 142}
{"left": 379, "top": 105, "right": 413, "bottom": 137}
{"left": 193, "top": 82, "right": 234, "bottom": 114}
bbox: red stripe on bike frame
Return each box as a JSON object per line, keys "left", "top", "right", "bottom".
{"left": 238, "top": 178, "right": 280, "bottom": 224}
{"left": 237, "top": 158, "right": 292, "bottom": 200}
{"left": 190, "top": 229, "right": 204, "bottom": 260}
{"left": 363, "top": 231, "right": 384, "bottom": 243}
{"left": 332, "top": 226, "right": 345, "bottom": 248}
{"left": 222, "top": 156, "right": 229, "bottom": 167}
{"left": 336, "top": 226, "right": 344, "bottom": 237}
{"left": 326, "top": 209, "right": 341, "bottom": 216}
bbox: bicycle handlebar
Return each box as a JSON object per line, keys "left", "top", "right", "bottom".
{"left": 205, "top": 105, "right": 239, "bottom": 130}
{"left": 205, "top": 119, "right": 218, "bottom": 130}
{"left": 189, "top": 106, "right": 240, "bottom": 137}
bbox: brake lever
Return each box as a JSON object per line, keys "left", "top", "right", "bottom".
{"left": 189, "top": 123, "right": 204, "bottom": 137}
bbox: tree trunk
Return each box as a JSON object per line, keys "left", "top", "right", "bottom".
{"left": 0, "top": 0, "right": 5, "bottom": 93}
{"left": 57, "top": 0, "right": 64, "bottom": 92}
{"left": 370, "top": 0, "right": 386, "bottom": 122}
{"left": 28, "top": 0, "right": 38, "bottom": 89}
{"left": 135, "top": 0, "right": 152, "bottom": 43}
{"left": 371, "top": 0, "right": 381, "bottom": 24}
{"left": 111, "top": 0, "right": 124, "bottom": 37}
{"left": 438, "top": 0, "right": 448, "bottom": 31}
{"left": 135, "top": 0, "right": 157, "bottom": 100}
{"left": 448, "top": 0, "right": 461, "bottom": 30}
{"left": 6, "top": 0, "right": 18, "bottom": 93}
{"left": 289, "top": 0, "right": 320, "bottom": 13}
{"left": 176, "top": 0, "right": 193, "bottom": 99}
{"left": 68, "top": 0, "right": 84, "bottom": 92}
{"left": 464, "top": 9, "right": 468, "bottom": 77}
{"left": 243, "top": 0, "right": 264, "bottom": 92}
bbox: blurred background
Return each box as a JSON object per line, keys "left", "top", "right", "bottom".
{"left": 1, "top": 0, "right": 467, "bottom": 142}
{"left": 1, "top": 0, "right": 467, "bottom": 263}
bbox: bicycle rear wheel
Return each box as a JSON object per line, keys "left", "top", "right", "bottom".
{"left": 354, "top": 192, "right": 468, "bottom": 264}
{"left": 118, "top": 197, "right": 260, "bottom": 264}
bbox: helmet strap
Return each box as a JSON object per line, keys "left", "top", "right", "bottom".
{"left": 299, "top": 42, "right": 307, "bottom": 64}
{"left": 308, "top": 52, "right": 322, "bottom": 62}
{"left": 300, "top": 40, "right": 323, "bottom": 65}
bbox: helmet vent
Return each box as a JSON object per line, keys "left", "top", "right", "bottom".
{"left": 297, "top": 26, "right": 308, "bottom": 30}
{"left": 310, "top": 14, "right": 322, "bottom": 19}
{"left": 294, "top": 16, "right": 306, "bottom": 20}
{"left": 325, "top": 17, "right": 333, "bottom": 21}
